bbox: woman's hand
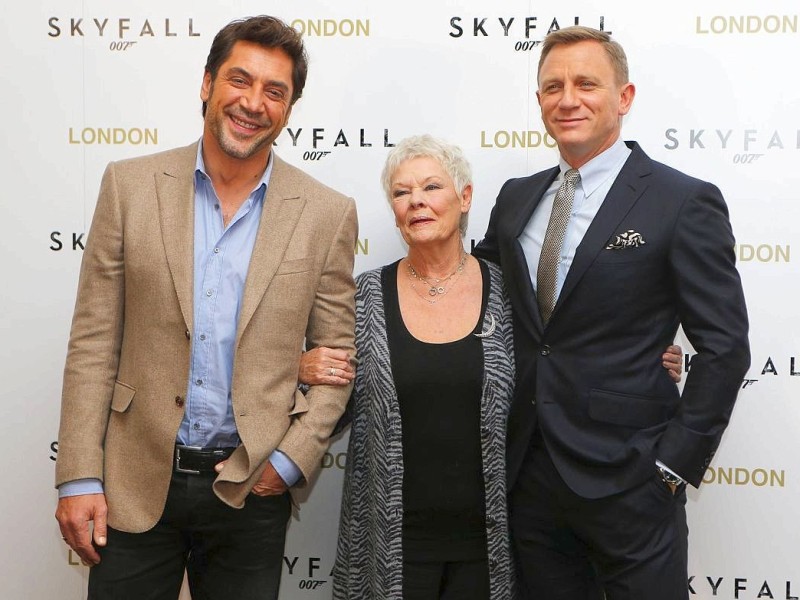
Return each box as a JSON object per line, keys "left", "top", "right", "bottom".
{"left": 663, "top": 344, "right": 684, "bottom": 383}
{"left": 299, "top": 347, "right": 354, "bottom": 386}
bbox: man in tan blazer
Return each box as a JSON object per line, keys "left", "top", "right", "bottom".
{"left": 55, "top": 16, "right": 357, "bottom": 600}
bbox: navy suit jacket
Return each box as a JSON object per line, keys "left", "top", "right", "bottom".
{"left": 474, "top": 141, "right": 750, "bottom": 498}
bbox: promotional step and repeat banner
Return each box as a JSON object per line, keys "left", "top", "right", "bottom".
{"left": 1, "top": 0, "right": 797, "bottom": 598}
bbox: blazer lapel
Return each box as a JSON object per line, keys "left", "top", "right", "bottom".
{"left": 236, "top": 155, "right": 306, "bottom": 343}
{"left": 509, "top": 167, "right": 559, "bottom": 335}
{"left": 156, "top": 143, "right": 198, "bottom": 333}
{"left": 554, "top": 144, "right": 651, "bottom": 315}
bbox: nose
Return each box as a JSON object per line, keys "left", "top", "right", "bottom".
{"left": 559, "top": 83, "right": 579, "bottom": 108}
{"left": 408, "top": 188, "right": 426, "bottom": 207}
{"left": 240, "top": 87, "right": 264, "bottom": 114}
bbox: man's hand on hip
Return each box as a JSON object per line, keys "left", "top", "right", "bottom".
{"left": 56, "top": 493, "right": 107, "bottom": 566}
{"left": 215, "top": 460, "right": 289, "bottom": 496}
{"left": 251, "top": 461, "right": 289, "bottom": 496}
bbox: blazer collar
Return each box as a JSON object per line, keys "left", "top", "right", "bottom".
{"left": 510, "top": 167, "right": 559, "bottom": 335}
{"left": 553, "top": 141, "right": 652, "bottom": 316}
{"left": 236, "top": 153, "right": 306, "bottom": 344}
{"left": 155, "top": 144, "right": 307, "bottom": 340}
{"left": 156, "top": 142, "right": 198, "bottom": 332}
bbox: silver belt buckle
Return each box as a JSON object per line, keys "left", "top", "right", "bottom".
{"left": 174, "top": 444, "right": 202, "bottom": 475}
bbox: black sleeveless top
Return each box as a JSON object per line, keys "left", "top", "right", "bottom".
{"left": 383, "top": 259, "right": 490, "bottom": 561}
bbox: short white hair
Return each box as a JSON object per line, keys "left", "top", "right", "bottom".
{"left": 380, "top": 134, "right": 473, "bottom": 236}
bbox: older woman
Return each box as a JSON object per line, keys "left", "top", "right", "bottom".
{"left": 300, "top": 135, "right": 682, "bottom": 600}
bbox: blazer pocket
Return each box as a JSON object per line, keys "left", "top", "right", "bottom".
{"left": 289, "top": 388, "right": 309, "bottom": 416}
{"left": 110, "top": 380, "right": 136, "bottom": 413}
{"left": 589, "top": 389, "right": 671, "bottom": 429}
{"left": 276, "top": 257, "right": 313, "bottom": 275}
{"left": 593, "top": 248, "right": 650, "bottom": 265}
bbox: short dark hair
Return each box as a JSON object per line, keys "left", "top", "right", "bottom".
{"left": 538, "top": 26, "right": 629, "bottom": 86}
{"left": 202, "top": 15, "right": 309, "bottom": 116}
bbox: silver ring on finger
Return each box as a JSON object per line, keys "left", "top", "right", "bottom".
{"left": 329, "top": 367, "right": 336, "bottom": 377}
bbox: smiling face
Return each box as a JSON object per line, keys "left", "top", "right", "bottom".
{"left": 200, "top": 40, "right": 294, "bottom": 163}
{"left": 537, "top": 40, "right": 635, "bottom": 168}
{"left": 389, "top": 156, "right": 472, "bottom": 250}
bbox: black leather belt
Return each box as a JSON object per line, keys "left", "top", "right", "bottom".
{"left": 174, "top": 444, "right": 236, "bottom": 475}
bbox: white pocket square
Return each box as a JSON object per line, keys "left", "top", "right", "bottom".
{"left": 606, "top": 230, "right": 646, "bottom": 250}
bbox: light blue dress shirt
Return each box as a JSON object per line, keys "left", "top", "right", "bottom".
{"left": 59, "top": 142, "right": 300, "bottom": 498}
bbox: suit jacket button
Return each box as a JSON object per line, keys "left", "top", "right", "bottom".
{"left": 175, "top": 396, "right": 185, "bottom": 407}
{"left": 185, "top": 329, "right": 191, "bottom": 340}
{"left": 540, "top": 345, "right": 551, "bottom": 356}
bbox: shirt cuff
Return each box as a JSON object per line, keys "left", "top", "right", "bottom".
{"left": 655, "top": 460, "right": 687, "bottom": 485}
{"left": 270, "top": 450, "right": 302, "bottom": 487}
{"left": 58, "top": 478, "right": 104, "bottom": 498}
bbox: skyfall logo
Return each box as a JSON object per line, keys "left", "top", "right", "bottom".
{"left": 664, "top": 128, "right": 800, "bottom": 165}
{"left": 275, "top": 126, "right": 396, "bottom": 163}
{"left": 686, "top": 353, "right": 800, "bottom": 390}
{"left": 47, "top": 17, "right": 201, "bottom": 52}
{"left": 689, "top": 575, "right": 799, "bottom": 599}
{"left": 448, "top": 15, "right": 612, "bottom": 51}
{"left": 283, "top": 555, "right": 331, "bottom": 592}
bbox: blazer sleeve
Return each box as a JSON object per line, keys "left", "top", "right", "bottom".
{"left": 657, "top": 181, "right": 750, "bottom": 487}
{"left": 55, "top": 162, "right": 125, "bottom": 488}
{"left": 472, "top": 180, "right": 510, "bottom": 265}
{"left": 276, "top": 199, "right": 358, "bottom": 483}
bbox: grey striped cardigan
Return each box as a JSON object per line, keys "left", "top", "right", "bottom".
{"left": 332, "top": 259, "right": 517, "bottom": 599}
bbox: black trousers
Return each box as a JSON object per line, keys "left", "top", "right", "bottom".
{"left": 509, "top": 443, "right": 689, "bottom": 600}
{"left": 403, "top": 558, "right": 490, "bottom": 600}
{"left": 88, "top": 471, "right": 290, "bottom": 600}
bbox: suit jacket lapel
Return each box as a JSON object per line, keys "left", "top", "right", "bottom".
{"left": 156, "top": 143, "right": 198, "bottom": 333}
{"left": 554, "top": 143, "right": 651, "bottom": 315}
{"left": 510, "top": 167, "right": 559, "bottom": 335}
{"left": 237, "top": 154, "right": 306, "bottom": 343}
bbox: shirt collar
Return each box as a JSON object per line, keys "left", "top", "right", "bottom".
{"left": 558, "top": 138, "right": 631, "bottom": 198}
{"left": 194, "top": 139, "right": 274, "bottom": 201}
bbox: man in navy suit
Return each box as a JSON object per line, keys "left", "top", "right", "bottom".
{"left": 473, "top": 26, "right": 749, "bottom": 599}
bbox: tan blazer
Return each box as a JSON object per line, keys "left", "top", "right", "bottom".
{"left": 56, "top": 142, "right": 358, "bottom": 533}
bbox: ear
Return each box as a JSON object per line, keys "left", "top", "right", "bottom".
{"left": 460, "top": 184, "right": 473, "bottom": 213}
{"left": 618, "top": 82, "right": 636, "bottom": 117}
{"left": 200, "top": 72, "right": 212, "bottom": 103}
{"left": 536, "top": 89, "right": 543, "bottom": 108}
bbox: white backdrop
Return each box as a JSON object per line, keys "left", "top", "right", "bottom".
{"left": 1, "top": 0, "right": 798, "bottom": 598}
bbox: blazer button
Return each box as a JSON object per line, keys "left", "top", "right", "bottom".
{"left": 175, "top": 396, "right": 185, "bottom": 407}
{"left": 185, "top": 329, "right": 191, "bottom": 340}
{"left": 540, "top": 345, "right": 551, "bottom": 356}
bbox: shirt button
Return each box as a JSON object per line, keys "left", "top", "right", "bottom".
{"left": 199, "top": 334, "right": 206, "bottom": 341}
{"left": 175, "top": 396, "right": 184, "bottom": 407}
{"left": 193, "top": 422, "right": 200, "bottom": 430}
{"left": 540, "top": 345, "right": 551, "bottom": 356}
{"left": 196, "top": 379, "right": 203, "bottom": 386}
{"left": 214, "top": 248, "right": 220, "bottom": 254}
{"left": 206, "top": 289, "right": 213, "bottom": 297}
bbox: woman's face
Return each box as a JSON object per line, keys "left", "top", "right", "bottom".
{"left": 389, "top": 156, "right": 472, "bottom": 249}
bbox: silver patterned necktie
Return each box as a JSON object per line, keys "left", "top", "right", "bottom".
{"left": 537, "top": 168, "right": 581, "bottom": 324}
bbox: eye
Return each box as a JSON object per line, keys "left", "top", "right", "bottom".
{"left": 230, "top": 77, "right": 247, "bottom": 86}
{"left": 266, "top": 88, "right": 286, "bottom": 100}
{"left": 542, "top": 82, "right": 561, "bottom": 93}
{"left": 424, "top": 183, "right": 442, "bottom": 191}
{"left": 579, "top": 80, "right": 596, "bottom": 89}
{"left": 392, "top": 189, "right": 409, "bottom": 200}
